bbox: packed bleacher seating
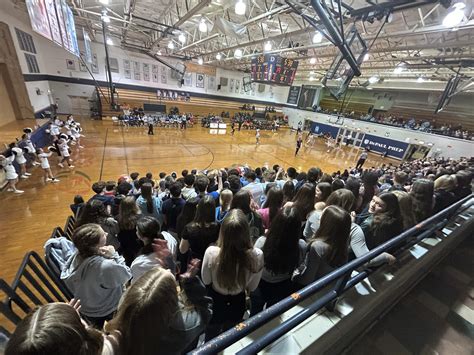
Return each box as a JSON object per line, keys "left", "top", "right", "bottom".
{"left": 2, "top": 149, "right": 472, "bottom": 353}
{"left": 313, "top": 107, "right": 474, "bottom": 140}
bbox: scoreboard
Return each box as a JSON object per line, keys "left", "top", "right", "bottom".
{"left": 251, "top": 54, "right": 298, "bottom": 86}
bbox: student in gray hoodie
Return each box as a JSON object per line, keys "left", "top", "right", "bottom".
{"left": 61, "top": 223, "right": 132, "bottom": 328}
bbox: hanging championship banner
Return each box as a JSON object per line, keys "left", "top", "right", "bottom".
{"left": 186, "top": 62, "right": 216, "bottom": 76}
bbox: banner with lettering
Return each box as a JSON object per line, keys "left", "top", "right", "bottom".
{"left": 310, "top": 122, "right": 340, "bottom": 138}
{"left": 362, "top": 134, "right": 409, "bottom": 159}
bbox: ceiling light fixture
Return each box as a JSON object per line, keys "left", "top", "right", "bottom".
{"left": 199, "top": 19, "right": 207, "bottom": 32}
{"left": 106, "top": 37, "right": 113, "bottom": 45}
{"left": 417, "top": 77, "right": 425, "bottom": 83}
{"left": 312, "top": 31, "right": 323, "bottom": 44}
{"left": 156, "top": 50, "right": 162, "bottom": 56}
{"left": 99, "top": 0, "right": 109, "bottom": 4}
{"left": 168, "top": 41, "right": 175, "bottom": 49}
{"left": 178, "top": 34, "right": 186, "bottom": 43}
{"left": 198, "top": 57, "right": 203, "bottom": 65}
{"left": 309, "top": 76, "right": 315, "bottom": 81}
{"left": 393, "top": 63, "right": 406, "bottom": 74}
{"left": 443, "top": 2, "right": 466, "bottom": 28}
{"left": 216, "top": 53, "right": 222, "bottom": 60}
{"left": 363, "top": 53, "right": 370, "bottom": 61}
{"left": 234, "top": 48, "right": 243, "bottom": 59}
{"left": 235, "top": 0, "right": 246, "bottom": 15}
{"left": 310, "top": 57, "right": 316, "bottom": 64}
{"left": 101, "top": 12, "right": 110, "bottom": 23}
{"left": 368, "top": 75, "right": 379, "bottom": 84}
{"left": 264, "top": 42, "right": 272, "bottom": 51}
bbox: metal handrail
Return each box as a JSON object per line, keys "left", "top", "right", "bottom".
{"left": 191, "top": 194, "right": 473, "bottom": 354}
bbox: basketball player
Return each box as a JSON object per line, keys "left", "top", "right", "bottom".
{"left": 295, "top": 134, "right": 303, "bottom": 156}
{"left": 231, "top": 121, "right": 235, "bottom": 136}
{"left": 256, "top": 129, "right": 261, "bottom": 145}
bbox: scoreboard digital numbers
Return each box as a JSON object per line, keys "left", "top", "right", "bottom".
{"left": 251, "top": 54, "right": 299, "bottom": 86}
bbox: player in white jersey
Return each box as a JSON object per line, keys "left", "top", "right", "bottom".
{"left": 36, "top": 148, "right": 60, "bottom": 183}
{"left": 255, "top": 129, "right": 261, "bottom": 145}
{"left": 0, "top": 154, "right": 23, "bottom": 193}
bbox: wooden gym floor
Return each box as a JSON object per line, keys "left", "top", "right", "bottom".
{"left": 0, "top": 118, "right": 397, "bottom": 283}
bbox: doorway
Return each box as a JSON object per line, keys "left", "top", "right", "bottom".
{"left": 69, "top": 96, "right": 90, "bottom": 118}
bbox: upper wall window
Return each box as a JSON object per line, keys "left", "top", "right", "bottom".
{"left": 25, "top": 53, "right": 40, "bottom": 73}
{"left": 15, "top": 28, "right": 36, "bottom": 54}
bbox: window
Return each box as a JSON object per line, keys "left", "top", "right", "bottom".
{"left": 15, "top": 28, "right": 36, "bottom": 54}
{"left": 25, "top": 53, "right": 40, "bottom": 73}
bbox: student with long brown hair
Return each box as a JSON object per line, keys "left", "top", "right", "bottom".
{"left": 117, "top": 196, "right": 142, "bottom": 266}
{"left": 136, "top": 182, "right": 163, "bottom": 225}
{"left": 251, "top": 206, "right": 306, "bottom": 314}
{"left": 284, "top": 182, "right": 316, "bottom": 224}
{"left": 106, "top": 260, "right": 212, "bottom": 354}
{"left": 180, "top": 195, "right": 220, "bottom": 260}
{"left": 230, "top": 190, "right": 264, "bottom": 241}
{"left": 5, "top": 301, "right": 112, "bottom": 355}
{"left": 257, "top": 186, "right": 284, "bottom": 229}
{"left": 130, "top": 216, "right": 178, "bottom": 283}
{"left": 61, "top": 224, "right": 131, "bottom": 328}
{"left": 409, "top": 179, "right": 435, "bottom": 223}
{"left": 392, "top": 190, "right": 416, "bottom": 230}
{"left": 293, "top": 205, "right": 351, "bottom": 286}
{"left": 201, "top": 209, "right": 264, "bottom": 340}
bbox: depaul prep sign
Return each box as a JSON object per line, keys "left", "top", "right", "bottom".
{"left": 362, "top": 134, "right": 409, "bottom": 159}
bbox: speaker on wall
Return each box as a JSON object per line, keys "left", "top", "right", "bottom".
{"left": 217, "top": 84, "right": 221, "bottom": 90}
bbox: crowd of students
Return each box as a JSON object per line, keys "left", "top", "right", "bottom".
{"left": 316, "top": 108, "right": 473, "bottom": 140}
{"left": 4, "top": 156, "right": 472, "bottom": 354}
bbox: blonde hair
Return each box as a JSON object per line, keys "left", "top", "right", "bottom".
{"left": 434, "top": 174, "right": 456, "bottom": 192}
{"left": 219, "top": 189, "right": 233, "bottom": 211}
{"left": 392, "top": 190, "right": 416, "bottom": 230}
{"left": 106, "top": 268, "right": 179, "bottom": 355}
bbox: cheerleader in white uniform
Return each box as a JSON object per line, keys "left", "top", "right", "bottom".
{"left": 22, "top": 128, "right": 40, "bottom": 166}
{"left": 47, "top": 122, "right": 61, "bottom": 140}
{"left": 0, "top": 154, "right": 23, "bottom": 194}
{"left": 36, "top": 148, "right": 60, "bottom": 182}
{"left": 71, "top": 123, "right": 84, "bottom": 148}
{"left": 66, "top": 115, "right": 75, "bottom": 126}
{"left": 8, "top": 143, "right": 30, "bottom": 179}
{"left": 57, "top": 138, "right": 74, "bottom": 168}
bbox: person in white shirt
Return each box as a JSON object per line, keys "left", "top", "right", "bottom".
{"left": 71, "top": 122, "right": 85, "bottom": 149}
{"left": 8, "top": 143, "right": 30, "bottom": 179}
{"left": 0, "top": 154, "right": 23, "bottom": 193}
{"left": 22, "top": 128, "right": 40, "bottom": 166}
{"left": 255, "top": 128, "right": 261, "bottom": 145}
{"left": 36, "top": 148, "right": 60, "bottom": 183}
{"left": 57, "top": 138, "right": 74, "bottom": 168}
{"left": 130, "top": 216, "right": 177, "bottom": 283}
{"left": 201, "top": 209, "right": 264, "bottom": 340}
{"left": 242, "top": 170, "right": 265, "bottom": 208}
{"left": 48, "top": 122, "right": 61, "bottom": 139}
